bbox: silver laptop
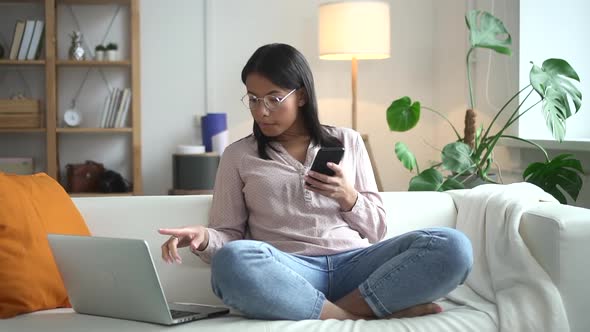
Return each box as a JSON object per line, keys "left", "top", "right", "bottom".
{"left": 47, "top": 234, "right": 229, "bottom": 325}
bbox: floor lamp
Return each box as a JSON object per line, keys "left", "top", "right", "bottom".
{"left": 318, "top": 0, "right": 390, "bottom": 191}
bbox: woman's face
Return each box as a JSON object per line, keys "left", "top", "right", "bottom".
{"left": 244, "top": 72, "right": 306, "bottom": 138}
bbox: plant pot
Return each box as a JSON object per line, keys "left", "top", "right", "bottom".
{"left": 95, "top": 50, "right": 104, "bottom": 61}
{"left": 106, "top": 50, "right": 118, "bottom": 61}
{"left": 455, "top": 174, "right": 498, "bottom": 189}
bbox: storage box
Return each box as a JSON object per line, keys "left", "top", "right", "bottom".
{"left": 0, "top": 99, "right": 40, "bottom": 113}
{"left": 0, "top": 112, "right": 42, "bottom": 128}
{"left": 0, "top": 158, "right": 34, "bottom": 175}
{"left": 0, "top": 99, "right": 42, "bottom": 128}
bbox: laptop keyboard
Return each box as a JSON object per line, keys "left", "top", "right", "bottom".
{"left": 170, "top": 309, "right": 198, "bottom": 319}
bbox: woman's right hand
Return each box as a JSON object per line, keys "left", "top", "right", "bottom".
{"left": 158, "top": 226, "right": 209, "bottom": 264}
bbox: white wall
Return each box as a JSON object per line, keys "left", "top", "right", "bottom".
{"left": 140, "top": 0, "right": 206, "bottom": 195}
{"left": 142, "top": 0, "right": 590, "bottom": 207}
{"left": 3, "top": 0, "right": 589, "bottom": 207}
{"left": 205, "top": 0, "right": 437, "bottom": 194}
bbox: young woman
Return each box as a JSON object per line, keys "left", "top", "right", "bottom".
{"left": 159, "top": 43, "right": 473, "bottom": 321}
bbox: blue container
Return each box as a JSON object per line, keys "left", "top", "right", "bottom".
{"left": 201, "top": 113, "right": 227, "bottom": 152}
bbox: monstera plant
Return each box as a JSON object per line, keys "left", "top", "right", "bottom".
{"left": 386, "top": 10, "right": 584, "bottom": 204}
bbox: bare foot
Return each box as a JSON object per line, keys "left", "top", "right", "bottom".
{"left": 387, "top": 303, "right": 442, "bottom": 319}
{"left": 320, "top": 300, "right": 442, "bottom": 320}
{"left": 320, "top": 300, "right": 366, "bottom": 320}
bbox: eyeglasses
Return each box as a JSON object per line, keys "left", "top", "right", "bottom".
{"left": 241, "top": 89, "right": 297, "bottom": 112}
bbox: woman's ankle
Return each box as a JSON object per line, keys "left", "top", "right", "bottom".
{"left": 319, "top": 301, "right": 366, "bottom": 320}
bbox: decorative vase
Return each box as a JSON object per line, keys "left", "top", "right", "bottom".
{"left": 95, "top": 50, "right": 104, "bottom": 61}
{"left": 68, "top": 31, "right": 85, "bottom": 61}
{"left": 106, "top": 50, "right": 117, "bottom": 61}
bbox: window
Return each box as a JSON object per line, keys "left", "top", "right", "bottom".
{"left": 519, "top": 0, "right": 589, "bottom": 141}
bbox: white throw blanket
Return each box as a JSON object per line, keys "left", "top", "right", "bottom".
{"left": 446, "top": 182, "right": 569, "bottom": 331}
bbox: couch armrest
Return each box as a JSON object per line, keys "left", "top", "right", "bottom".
{"left": 520, "top": 203, "right": 590, "bottom": 332}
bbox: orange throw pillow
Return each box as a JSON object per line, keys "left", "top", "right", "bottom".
{"left": 0, "top": 172, "right": 90, "bottom": 318}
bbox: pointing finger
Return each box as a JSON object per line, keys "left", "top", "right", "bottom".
{"left": 158, "top": 228, "right": 189, "bottom": 237}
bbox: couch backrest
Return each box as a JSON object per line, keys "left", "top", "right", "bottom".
{"left": 72, "top": 192, "right": 457, "bottom": 305}
{"left": 379, "top": 191, "right": 457, "bottom": 237}
{"left": 73, "top": 195, "right": 219, "bottom": 305}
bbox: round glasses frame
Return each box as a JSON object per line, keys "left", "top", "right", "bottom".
{"left": 241, "top": 88, "right": 297, "bottom": 112}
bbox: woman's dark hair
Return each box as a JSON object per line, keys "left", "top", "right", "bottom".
{"left": 241, "top": 43, "right": 342, "bottom": 159}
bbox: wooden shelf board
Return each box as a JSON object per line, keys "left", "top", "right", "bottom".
{"left": 0, "top": 60, "right": 45, "bottom": 65}
{"left": 57, "top": 127, "right": 132, "bottom": 133}
{"left": 57, "top": 60, "right": 130, "bottom": 66}
{"left": 0, "top": 0, "right": 42, "bottom": 3}
{"left": 69, "top": 192, "right": 133, "bottom": 197}
{"left": 57, "top": 0, "right": 130, "bottom": 4}
{"left": 0, "top": 128, "right": 46, "bottom": 133}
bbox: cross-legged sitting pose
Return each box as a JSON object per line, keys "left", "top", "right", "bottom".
{"left": 159, "top": 43, "right": 473, "bottom": 321}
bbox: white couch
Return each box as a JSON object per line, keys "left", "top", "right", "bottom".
{"left": 2, "top": 191, "right": 590, "bottom": 331}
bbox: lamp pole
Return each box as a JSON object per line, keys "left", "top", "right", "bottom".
{"left": 318, "top": 1, "right": 389, "bottom": 191}
{"left": 350, "top": 56, "right": 383, "bottom": 191}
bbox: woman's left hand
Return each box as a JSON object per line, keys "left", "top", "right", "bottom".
{"left": 304, "top": 162, "right": 358, "bottom": 211}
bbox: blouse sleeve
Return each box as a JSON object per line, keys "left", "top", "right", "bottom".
{"left": 194, "top": 146, "right": 248, "bottom": 263}
{"left": 339, "top": 132, "right": 387, "bottom": 243}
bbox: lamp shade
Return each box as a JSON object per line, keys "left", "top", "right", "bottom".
{"left": 319, "top": 1, "right": 390, "bottom": 60}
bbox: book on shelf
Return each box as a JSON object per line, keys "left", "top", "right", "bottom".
{"left": 0, "top": 157, "right": 34, "bottom": 175}
{"left": 99, "top": 93, "right": 112, "bottom": 128}
{"left": 99, "top": 88, "right": 132, "bottom": 128}
{"left": 114, "top": 88, "right": 131, "bottom": 127}
{"left": 100, "top": 88, "right": 114, "bottom": 128}
{"left": 8, "top": 19, "right": 45, "bottom": 61}
{"left": 106, "top": 88, "right": 121, "bottom": 127}
{"left": 17, "top": 20, "right": 35, "bottom": 60}
{"left": 9, "top": 20, "right": 25, "bottom": 60}
{"left": 26, "top": 20, "right": 44, "bottom": 60}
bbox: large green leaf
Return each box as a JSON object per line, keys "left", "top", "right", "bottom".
{"left": 523, "top": 154, "right": 584, "bottom": 204}
{"left": 386, "top": 97, "right": 420, "bottom": 132}
{"left": 441, "top": 177, "right": 466, "bottom": 191}
{"left": 542, "top": 88, "right": 567, "bottom": 141}
{"left": 441, "top": 142, "right": 475, "bottom": 173}
{"left": 395, "top": 142, "right": 418, "bottom": 172}
{"left": 408, "top": 168, "right": 465, "bottom": 192}
{"left": 465, "top": 10, "right": 512, "bottom": 55}
{"left": 529, "top": 59, "right": 582, "bottom": 141}
{"left": 409, "top": 168, "right": 443, "bottom": 191}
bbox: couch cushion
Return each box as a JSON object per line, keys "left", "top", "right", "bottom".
{"left": 0, "top": 299, "right": 496, "bottom": 332}
{"left": 0, "top": 173, "right": 90, "bottom": 318}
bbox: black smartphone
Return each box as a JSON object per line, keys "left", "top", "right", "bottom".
{"left": 309, "top": 147, "right": 345, "bottom": 176}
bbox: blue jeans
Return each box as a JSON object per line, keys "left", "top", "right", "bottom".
{"left": 210, "top": 227, "right": 473, "bottom": 320}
